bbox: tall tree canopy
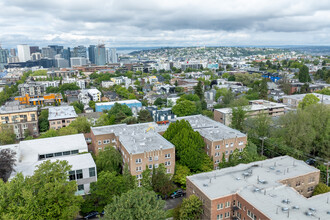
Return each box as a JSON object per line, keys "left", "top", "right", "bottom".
{"left": 0, "top": 160, "right": 83, "bottom": 219}
{"left": 0, "top": 148, "right": 16, "bottom": 182}
{"left": 103, "top": 188, "right": 166, "bottom": 220}
{"left": 95, "top": 146, "right": 123, "bottom": 174}
{"left": 298, "top": 65, "right": 311, "bottom": 83}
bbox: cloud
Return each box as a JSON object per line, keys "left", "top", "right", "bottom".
{"left": 1, "top": 0, "right": 330, "bottom": 48}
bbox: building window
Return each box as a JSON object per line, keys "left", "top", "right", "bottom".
{"left": 136, "top": 174, "right": 142, "bottom": 180}
{"left": 309, "top": 177, "right": 315, "bottom": 183}
{"left": 225, "top": 151, "right": 229, "bottom": 155}
{"left": 98, "top": 140, "right": 101, "bottom": 145}
{"left": 136, "top": 158, "right": 142, "bottom": 164}
{"left": 165, "top": 153, "right": 171, "bottom": 159}
{"left": 148, "top": 164, "right": 153, "bottom": 169}
{"left": 76, "top": 169, "right": 83, "bottom": 179}
{"left": 217, "top": 214, "right": 223, "bottom": 220}
{"left": 230, "top": 150, "right": 233, "bottom": 154}
{"left": 225, "top": 201, "right": 230, "bottom": 208}
{"left": 136, "top": 166, "right": 142, "bottom": 172}
{"left": 239, "top": 141, "right": 244, "bottom": 146}
{"left": 89, "top": 167, "right": 96, "bottom": 177}
{"left": 217, "top": 203, "right": 223, "bottom": 210}
{"left": 63, "top": 151, "right": 70, "bottom": 155}
{"left": 71, "top": 150, "right": 79, "bottom": 154}
{"left": 215, "top": 145, "right": 220, "bottom": 150}
{"left": 296, "top": 181, "right": 301, "bottom": 187}
{"left": 230, "top": 143, "right": 234, "bottom": 147}
{"left": 154, "top": 156, "right": 159, "bottom": 161}
{"left": 215, "top": 159, "right": 220, "bottom": 164}
{"left": 224, "top": 212, "right": 230, "bottom": 218}
{"left": 225, "top": 144, "right": 229, "bottom": 148}
{"left": 215, "top": 152, "right": 220, "bottom": 157}
{"left": 166, "top": 168, "right": 171, "bottom": 173}
{"left": 69, "top": 171, "right": 76, "bottom": 181}
{"left": 155, "top": 164, "right": 159, "bottom": 168}
{"left": 46, "top": 153, "right": 54, "bottom": 158}
{"left": 77, "top": 184, "right": 84, "bottom": 191}
{"left": 55, "top": 152, "right": 62, "bottom": 157}
{"left": 165, "top": 161, "right": 171, "bottom": 166}
{"left": 149, "top": 157, "right": 152, "bottom": 161}
{"left": 307, "top": 186, "right": 314, "bottom": 192}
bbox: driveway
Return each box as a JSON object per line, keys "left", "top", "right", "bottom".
{"left": 164, "top": 195, "right": 185, "bottom": 210}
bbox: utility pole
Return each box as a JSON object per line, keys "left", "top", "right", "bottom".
{"left": 325, "top": 162, "right": 329, "bottom": 186}
{"left": 259, "top": 136, "right": 267, "bottom": 156}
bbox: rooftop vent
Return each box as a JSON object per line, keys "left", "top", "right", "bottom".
{"left": 292, "top": 206, "right": 299, "bottom": 210}
{"left": 309, "top": 208, "right": 316, "bottom": 212}
{"left": 253, "top": 188, "right": 261, "bottom": 192}
{"left": 203, "top": 184, "right": 208, "bottom": 187}
{"left": 305, "top": 212, "right": 313, "bottom": 216}
{"left": 282, "top": 207, "right": 289, "bottom": 212}
{"left": 269, "top": 166, "right": 275, "bottom": 170}
{"left": 282, "top": 199, "right": 290, "bottom": 204}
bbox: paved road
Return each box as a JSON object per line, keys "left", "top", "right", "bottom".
{"left": 164, "top": 195, "right": 185, "bottom": 210}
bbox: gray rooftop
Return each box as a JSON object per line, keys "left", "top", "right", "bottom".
{"left": 283, "top": 93, "right": 330, "bottom": 105}
{"left": 48, "top": 106, "right": 78, "bottom": 120}
{"left": 187, "top": 156, "right": 330, "bottom": 220}
{"left": 91, "top": 115, "right": 246, "bottom": 154}
{"left": 0, "top": 101, "right": 37, "bottom": 114}
{"left": 215, "top": 100, "right": 286, "bottom": 114}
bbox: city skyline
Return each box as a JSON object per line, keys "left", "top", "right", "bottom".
{"left": 1, "top": 0, "right": 330, "bottom": 48}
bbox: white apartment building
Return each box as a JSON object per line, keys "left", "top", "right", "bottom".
{"left": 17, "top": 44, "right": 31, "bottom": 62}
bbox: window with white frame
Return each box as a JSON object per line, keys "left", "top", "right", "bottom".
{"left": 217, "top": 203, "right": 223, "bottom": 210}
{"left": 225, "top": 144, "right": 229, "bottom": 148}
{"left": 149, "top": 156, "right": 152, "bottom": 161}
{"left": 225, "top": 151, "right": 229, "bottom": 155}
{"left": 215, "top": 145, "right": 220, "bottom": 150}
{"left": 166, "top": 168, "right": 171, "bottom": 173}
{"left": 136, "top": 166, "right": 142, "bottom": 172}
{"left": 239, "top": 141, "right": 244, "bottom": 146}
{"left": 215, "top": 159, "right": 220, "bottom": 164}
{"left": 165, "top": 153, "right": 171, "bottom": 159}
{"left": 136, "top": 158, "right": 142, "bottom": 164}
{"left": 155, "top": 164, "right": 159, "bottom": 168}
{"left": 230, "top": 150, "right": 233, "bottom": 154}
{"left": 239, "top": 148, "right": 243, "bottom": 152}
{"left": 154, "top": 156, "right": 159, "bottom": 161}
{"left": 215, "top": 152, "right": 220, "bottom": 157}
{"left": 165, "top": 161, "right": 171, "bottom": 166}
{"left": 136, "top": 174, "right": 142, "bottom": 179}
{"left": 225, "top": 201, "right": 230, "bottom": 208}
{"left": 224, "top": 212, "right": 230, "bottom": 218}
{"left": 98, "top": 140, "right": 101, "bottom": 145}
{"left": 217, "top": 214, "right": 223, "bottom": 220}
{"left": 148, "top": 164, "right": 153, "bottom": 169}
{"left": 230, "top": 143, "right": 234, "bottom": 147}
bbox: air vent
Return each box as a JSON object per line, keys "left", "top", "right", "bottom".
{"left": 282, "top": 199, "right": 290, "bottom": 204}
{"left": 292, "top": 206, "right": 299, "bottom": 210}
{"left": 282, "top": 207, "right": 289, "bottom": 212}
{"left": 309, "top": 208, "right": 316, "bottom": 212}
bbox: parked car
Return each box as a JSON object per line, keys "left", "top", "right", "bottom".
{"left": 170, "top": 189, "right": 185, "bottom": 199}
{"left": 305, "top": 158, "right": 316, "bottom": 166}
{"left": 84, "top": 211, "right": 99, "bottom": 219}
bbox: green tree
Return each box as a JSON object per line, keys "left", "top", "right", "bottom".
{"left": 0, "top": 160, "right": 83, "bottom": 219}
{"left": 121, "top": 116, "right": 138, "bottom": 124}
{"left": 38, "top": 109, "right": 49, "bottom": 132}
{"left": 0, "top": 148, "right": 16, "bottom": 182}
{"left": 71, "top": 101, "right": 84, "bottom": 114}
{"left": 69, "top": 117, "right": 91, "bottom": 133}
{"left": 57, "top": 126, "right": 78, "bottom": 136}
{"left": 95, "top": 146, "right": 123, "bottom": 174}
{"left": 89, "top": 101, "right": 96, "bottom": 111}
{"left": 138, "top": 109, "right": 153, "bottom": 123}
{"left": 39, "top": 129, "right": 59, "bottom": 138}
{"left": 312, "top": 183, "right": 330, "bottom": 196}
{"left": 193, "top": 81, "right": 204, "bottom": 100}
{"left": 90, "top": 171, "right": 126, "bottom": 212}
{"left": 177, "top": 195, "right": 203, "bottom": 220}
{"left": 0, "top": 125, "right": 16, "bottom": 145}
{"left": 298, "top": 94, "right": 319, "bottom": 109}
{"left": 259, "top": 78, "right": 268, "bottom": 99}
{"left": 222, "top": 72, "right": 229, "bottom": 79}
{"left": 172, "top": 100, "right": 197, "bottom": 117}
{"left": 103, "top": 188, "right": 166, "bottom": 220}
{"left": 298, "top": 65, "right": 311, "bottom": 83}
{"left": 230, "top": 106, "right": 247, "bottom": 132}
{"left": 172, "top": 164, "right": 191, "bottom": 189}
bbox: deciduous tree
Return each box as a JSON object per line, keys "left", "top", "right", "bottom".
{"left": 0, "top": 148, "right": 16, "bottom": 182}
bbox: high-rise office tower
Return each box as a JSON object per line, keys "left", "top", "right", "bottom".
{"left": 61, "top": 47, "right": 71, "bottom": 61}
{"left": 49, "top": 45, "right": 63, "bottom": 54}
{"left": 72, "top": 45, "right": 87, "bottom": 58}
{"left": 17, "top": 44, "right": 31, "bottom": 62}
{"left": 95, "top": 44, "right": 106, "bottom": 65}
{"left": 111, "top": 48, "right": 117, "bottom": 63}
{"left": 0, "top": 47, "right": 9, "bottom": 64}
{"left": 41, "top": 47, "right": 56, "bottom": 59}
{"left": 31, "top": 52, "right": 42, "bottom": 61}
{"left": 88, "top": 45, "right": 96, "bottom": 64}
{"left": 10, "top": 48, "right": 16, "bottom": 57}
{"left": 29, "top": 46, "right": 40, "bottom": 54}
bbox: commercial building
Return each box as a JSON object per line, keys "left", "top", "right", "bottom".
{"left": 17, "top": 44, "right": 31, "bottom": 62}
{"left": 88, "top": 45, "right": 96, "bottom": 64}
{"left": 90, "top": 123, "right": 176, "bottom": 182}
{"left": 15, "top": 93, "right": 63, "bottom": 106}
{"left": 214, "top": 100, "right": 286, "bottom": 126}
{"left": 18, "top": 82, "right": 45, "bottom": 96}
{"left": 72, "top": 45, "right": 87, "bottom": 58}
{"left": 186, "top": 156, "right": 326, "bottom": 220}
{"left": 95, "top": 44, "right": 106, "bottom": 66}
{"left": 95, "top": 100, "right": 142, "bottom": 116}
{"left": 70, "top": 57, "right": 88, "bottom": 67}
{"left": 283, "top": 93, "right": 330, "bottom": 108}
{"left": 1, "top": 134, "right": 97, "bottom": 195}
{"left": 0, "top": 101, "right": 39, "bottom": 139}
{"left": 48, "top": 106, "right": 78, "bottom": 130}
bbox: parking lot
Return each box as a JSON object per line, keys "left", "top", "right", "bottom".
{"left": 165, "top": 195, "right": 185, "bottom": 210}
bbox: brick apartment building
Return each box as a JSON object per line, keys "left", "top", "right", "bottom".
{"left": 214, "top": 100, "right": 286, "bottom": 126}
{"left": 90, "top": 123, "right": 175, "bottom": 182}
{"left": 0, "top": 101, "right": 39, "bottom": 139}
{"left": 48, "top": 106, "right": 78, "bottom": 130}
{"left": 90, "top": 115, "right": 247, "bottom": 176}
{"left": 186, "top": 156, "right": 327, "bottom": 220}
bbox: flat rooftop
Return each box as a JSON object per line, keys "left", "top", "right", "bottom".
{"left": 91, "top": 115, "right": 246, "bottom": 154}
{"left": 48, "top": 106, "right": 78, "bottom": 120}
{"left": 215, "top": 100, "right": 286, "bottom": 114}
{"left": 187, "top": 156, "right": 330, "bottom": 219}
{"left": 283, "top": 93, "right": 330, "bottom": 105}
{"left": 187, "top": 156, "right": 318, "bottom": 200}
{"left": 95, "top": 99, "right": 141, "bottom": 106}
{"left": 0, "top": 105, "right": 38, "bottom": 114}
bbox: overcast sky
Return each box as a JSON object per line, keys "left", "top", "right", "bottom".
{"left": 1, "top": 0, "right": 330, "bottom": 48}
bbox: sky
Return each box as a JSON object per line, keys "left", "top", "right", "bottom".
{"left": 1, "top": 0, "right": 330, "bottom": 48}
